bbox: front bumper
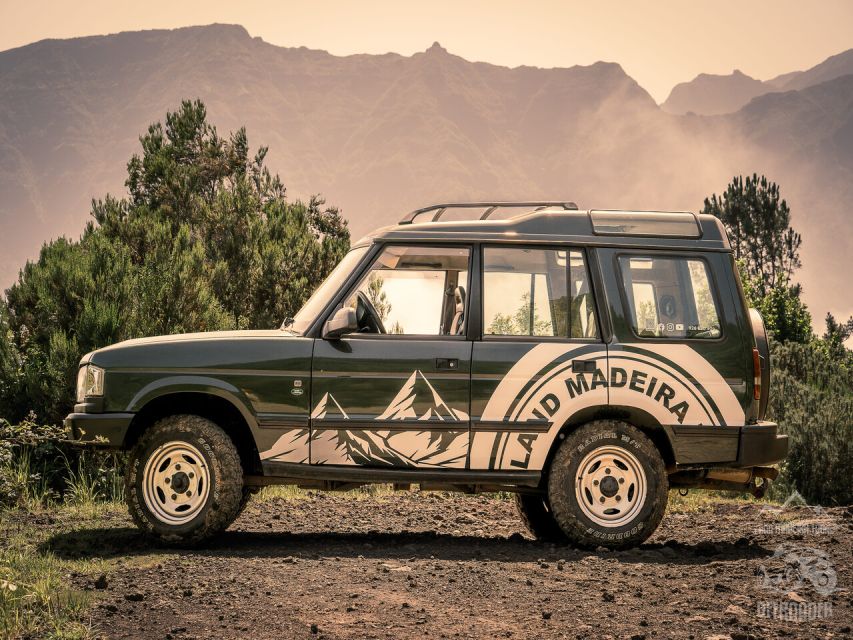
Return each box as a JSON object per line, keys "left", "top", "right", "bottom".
{"left": 64, "top": 412, "right": 134, "bottom": 447}
{"left": 666, "top": 421, "right": 789, "bottom": 467}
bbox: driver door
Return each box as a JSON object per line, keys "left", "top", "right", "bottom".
{"left": 310, "top": 244, "right": 473, "bottom": 468}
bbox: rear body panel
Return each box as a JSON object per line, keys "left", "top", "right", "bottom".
{"left": 469, "top": 341, "right": 608, "bottom": 470}
{"left": 598, "top": 248, "right": 751, "bottom": 425}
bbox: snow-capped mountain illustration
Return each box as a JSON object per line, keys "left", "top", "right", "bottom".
{"left": 310, "top": 371, "right": 469, "bottom": 467}
{"left": 262, "top": 428, "right": 309, "bottom": 463}
{"left": 311, "top": 392, "right": 349, "bottom": 420}
{"left": 376, "top": 370, "right": 469, "bottom": 421}
{"left": 313, "top": 427, "right": 468, "bottom": 468}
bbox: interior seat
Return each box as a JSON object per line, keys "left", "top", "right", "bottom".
{"left": 450, "top": 286, "right": 466, "bottom": 335}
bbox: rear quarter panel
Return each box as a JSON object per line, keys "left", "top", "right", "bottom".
{"left": 598, "top": 248, "right": 751, "bottom": 427}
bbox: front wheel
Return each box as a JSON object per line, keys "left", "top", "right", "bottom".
{"left": 126, "top": 414, "right": 244, "bottom": 546}
{"left": 547, "top": 420, "right": 668, "bottom": 549}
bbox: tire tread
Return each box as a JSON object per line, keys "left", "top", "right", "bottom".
{"left": 547, "top": 420, "right": 668, "bottom": 550}
{"left": 126, "top": 414, "right": 244, "bottom": 546}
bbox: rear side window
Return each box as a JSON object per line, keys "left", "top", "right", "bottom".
{"left": 483, "top": 247, "right": 598, "bottom": 339}
{"left": 619, "top": 255, "right": 721, "bottom": 339}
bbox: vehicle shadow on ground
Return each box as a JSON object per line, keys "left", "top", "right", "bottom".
{"left": 42, "top": 527, "right": 771, "bottom": 566}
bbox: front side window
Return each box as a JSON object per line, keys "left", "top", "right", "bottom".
{"left": 483, "top": 247, "right": 598, "bottom": 339}
{"left": 343, "top": 245, "right": 470, "bottom": 336}
{"left": 619, "top": 255, "right": 721, "bottom": 339}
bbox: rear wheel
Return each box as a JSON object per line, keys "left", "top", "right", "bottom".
{"left": 514, "top": 493, "right": 567, "bottom": 542}
{"left": 126, "top": 414, "right": 244, "bottom": 546}
{"left": 547, "top": 420, "right": 668, "bottom": 549}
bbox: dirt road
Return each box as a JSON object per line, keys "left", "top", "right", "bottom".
{"left": 41, "top": 492, "right": 851, "bottom": 639}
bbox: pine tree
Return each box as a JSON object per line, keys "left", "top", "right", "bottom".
{"left": 366, "top": 274, "right": 392, "bottom": 322}
{"left": 702, "top": 174, "right": 801, "bottom": 298}
{"left": 1, "top": 100, "right": 349, "bottom": 424}
{"left": 822, "top": 313, "right": 853, "bottom": 362}
{"left": 737, "top": 261, "right": 812, "bottom": 344}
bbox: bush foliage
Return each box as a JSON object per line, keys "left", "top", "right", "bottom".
{"left": 0, "top": 100, "right": 349, "bottom": 425}
{"left": 708, "top": 175, "right": 851, "bottom": 505}
{"left": 769, "top": 341, "right": 852, "bottom": 505}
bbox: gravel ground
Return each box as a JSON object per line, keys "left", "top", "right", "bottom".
{"left": 40, "top": 492, "right": 851, "bottom": 640}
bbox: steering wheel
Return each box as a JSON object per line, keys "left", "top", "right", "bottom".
{"left": 355, "top": 291, "right": 387, "bottom": 334}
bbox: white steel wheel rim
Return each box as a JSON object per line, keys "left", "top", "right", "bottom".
{"left": 142, "top": 441, "right": 211, "bottom": 525}
{"left": 574, "top": 445, "right": 647, "bottom": 528}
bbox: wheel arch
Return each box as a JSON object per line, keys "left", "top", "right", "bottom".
{"left": 126, "top": 390, "right": 261, "bottom": 476}
{"left": 542, "top": 406, "right": 676, "bottom": 480}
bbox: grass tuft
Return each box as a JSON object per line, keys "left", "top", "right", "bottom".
{"left": 666, "top": 488, "right": 774, "bottom": 514}
{"left": 0, "top": 526, "right": 93, "bottom": 639}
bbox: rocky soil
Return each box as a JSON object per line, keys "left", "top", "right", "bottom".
{"left": 42, "top": 493, "right": 852, "bottom": 639}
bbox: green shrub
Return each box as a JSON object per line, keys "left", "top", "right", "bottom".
{"left": 0, "top": 417, "right": 124, "bottom": 510}
{"left": 0, "top": 100, "right": 350, "bottom": 427}
{"left": 769, "top": 341, "right": 852, "bottom": 505}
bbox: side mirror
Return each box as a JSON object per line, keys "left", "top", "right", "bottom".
{"left": 323, "top": 307, "right": 357, "bottom": 340}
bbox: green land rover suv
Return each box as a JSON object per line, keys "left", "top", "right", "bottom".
{"left": 66, "top": 202, "right": 787, "bottom": 548}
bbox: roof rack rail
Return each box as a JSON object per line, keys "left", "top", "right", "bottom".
{"left": 399, "top": 201, "right": 579, "bottom": 225}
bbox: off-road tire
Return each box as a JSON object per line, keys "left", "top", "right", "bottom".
{"left": 514, "top": 493, "right": 567, "bottom": 542}
{"left": 126, "top": 414, "right": 244, "bottom": 546}
{"left": 547, "top": 420, "right": 668, "bottom": 550}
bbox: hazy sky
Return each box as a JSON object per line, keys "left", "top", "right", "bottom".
{"left": 2, "top": 0, "right": 852, "bottom": 102}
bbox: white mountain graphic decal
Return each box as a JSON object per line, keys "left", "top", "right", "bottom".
{"left": 311, "top": 372, "right": 469, "bottom": 467}
{"left": 311, "top": 392, "right": 349, "bottom": 420}
{"left": 376, "top": 370, "right": 469, "bottom": 421}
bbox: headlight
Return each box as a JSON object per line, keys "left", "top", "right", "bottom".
{"left": 76, "top": 364, "right": 105, "bottom": 402}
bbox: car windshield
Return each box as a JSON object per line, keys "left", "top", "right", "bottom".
{"left": 286, "top": 246, "right": 369, "bottom": 334}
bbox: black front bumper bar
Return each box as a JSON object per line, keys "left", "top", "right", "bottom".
{"left": 64, "top": 412, "right": 134, "bottom": 447}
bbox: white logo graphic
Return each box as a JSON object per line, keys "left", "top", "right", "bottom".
{"left": 757, "top": 544, "right": 838, "bottom": 597}
{"left": 759, "top": 490, "right": 828, "bottom": 517}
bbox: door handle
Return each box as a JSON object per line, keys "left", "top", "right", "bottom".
{"left": 435, "top": 358, "right": 459, "bottom": 370}
{"left": 571, "top": 359, "right": 597, "bottom": 373}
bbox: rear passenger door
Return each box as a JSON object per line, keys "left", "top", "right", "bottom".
{"left": 600, "top": 250, "right": 749, "bottom": 439}
{"left": 469, "top": 245, "right": 607, "bottom": 471}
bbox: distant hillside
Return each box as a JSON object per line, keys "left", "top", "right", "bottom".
{"left": 661, "top": 70, "right": 767, "bottom": 115}
{"left": 661, "top": 49, "right": 853, "bottom": 116}
{"left": 772, "top": 48, "right": 853, "bottom": 91}
{"left": 0, "top": 24, "right": 851, "bottom": 322}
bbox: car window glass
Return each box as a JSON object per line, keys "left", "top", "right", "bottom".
{"left": 290, "top": 245, "right": 369, "bottom": 334}
{"left": 483, "top": 247, "right": 598, "bottom": 338}
{"left": 345, "top": 246, "right": 470, "bottom": 336}
{"left": 619, "top": 255, "right": 721, "bottom": 339}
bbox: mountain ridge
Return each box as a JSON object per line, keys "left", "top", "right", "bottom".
{"left": 1, "top": 23, "right": 851, "bottom": 323}
{"left": 662, "top": 69, "right": 768, "bottom": 115}
{"left": 661, "top": 48, "right": 853, "bottom": 116}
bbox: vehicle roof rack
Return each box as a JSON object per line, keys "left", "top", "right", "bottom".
{"left": 399, "top": 201, "right": 579, "bottom": 225}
